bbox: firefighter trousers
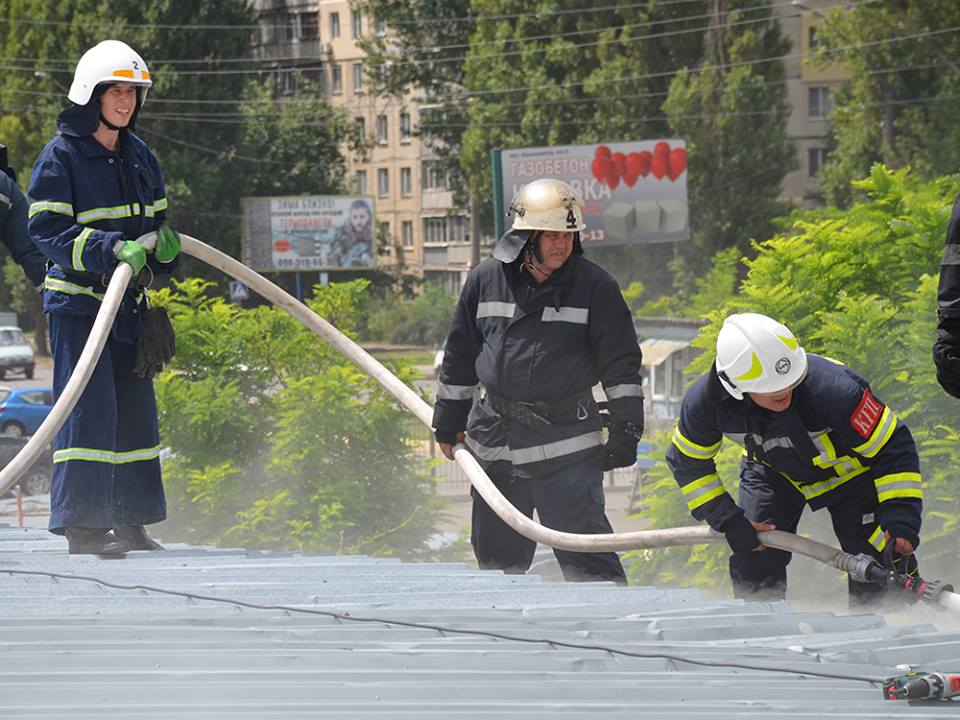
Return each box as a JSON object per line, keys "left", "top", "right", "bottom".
{"left": 470, "top": 464, "right": 627, "bottom": 585}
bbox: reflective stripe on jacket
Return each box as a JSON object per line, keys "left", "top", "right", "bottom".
{"left": 28, "top": 128, "right": 175, "bottom": 338}
{"left": 666, "top": 354, "right": 922, "bottom": 537}
{"left": 433, "top": 254, "right": 644, "bottom": 476}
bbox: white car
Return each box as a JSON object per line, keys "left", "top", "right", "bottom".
{"left": 0, "top": 327, "right": 34, "bottom": 380}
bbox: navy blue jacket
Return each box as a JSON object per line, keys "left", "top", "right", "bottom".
{"left": 667, "top": 355, "right": 922, "bottom": 548}
{"left": 0, "top": 173, "right": 47, "bottom": 287}
{"left": 28, "top": 108, "right": 174, "bottom": 342}
{"left": 432, "top": 254, "right": 644, "bottom": 477}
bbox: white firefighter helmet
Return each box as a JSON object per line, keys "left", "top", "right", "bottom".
{"left": 492, "top": 179, "right": 586, "bottom": 262}
{"left": 68, "top": 40, "right": 152, "bottom": 107}
{"left": 715, "top": 313, "right": 807, "bottom": 400}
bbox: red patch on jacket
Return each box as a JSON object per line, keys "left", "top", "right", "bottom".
{"left": 850, "top": 389, "right": 884, "bottom": 439}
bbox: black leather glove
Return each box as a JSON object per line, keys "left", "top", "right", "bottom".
{"left": 933, "top": 340, "right": 960, "bottom": 398}
{"left": 600, "top": 423, "right": 641, "bottom": 471}
{"left": 134, "top": 305, "right": 176, "bottom": 379}
{"left": 434, "top": 429, "right": 459, "bottom": 445}
{"left": 720, "top": 512, "right": 760, "bottom": 552}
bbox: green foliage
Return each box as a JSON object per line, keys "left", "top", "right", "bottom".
{"left": 664, "top": 1, "right": 795, "bottom": 287}
{"left": 153, "top": 278, "right": 445, "bottom": 557}
{"left": 633, "top": 166, "right": 960, "bottom": 588}
{"left": 813, "top": 1, "right": 960, "bottom": 206}
{"left": 366, "top": 285, "right": 456, "bottom": 346}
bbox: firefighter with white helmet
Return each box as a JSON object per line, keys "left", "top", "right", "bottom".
{"left": 432, "top": 178, "right": 644, "bottom": 584}
{"left": 668, "top": 312, "right": 923, "bottom": 606}
{"left": 27, "top": 40, "right": 180, "bottom": 555}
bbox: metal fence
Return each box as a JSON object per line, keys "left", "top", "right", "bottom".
{"left": 404, "top": 421, "right": 645, "bottom": 507}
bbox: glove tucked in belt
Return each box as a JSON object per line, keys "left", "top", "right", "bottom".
{"left": 133, "top": 304, "right": 176, "bottom": 379}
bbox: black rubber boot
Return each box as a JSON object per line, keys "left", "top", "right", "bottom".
{"left": 64, "top": 527, "right": 130, "bottom": 555}
{"left": 112, "top": 525, "right": 164, "bottom": 551}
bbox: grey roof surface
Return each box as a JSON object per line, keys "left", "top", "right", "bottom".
{"left": 1, "top": 523, "right": 958, "bottom": 718}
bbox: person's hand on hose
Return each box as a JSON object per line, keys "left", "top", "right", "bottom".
{"left": 600, "top": 422, "right": 643, "bottom": 471}
{"left": 720, "top": 512, "right": 775, "bottom": 553}
{"left": 435, "top": 430, "right": 465, "bottom": 460}
{"left": 114, "top": 240, "right": 147, "bottom": 274}
{"left": 153, "top": 226, "right": 181, "bottom": 263}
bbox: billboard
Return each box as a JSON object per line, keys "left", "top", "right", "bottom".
{"left": 241, "top": 195, "right": 376, "bottom": 271}
{"left": 498, "top": 139, "right": 689, "bottom": 246}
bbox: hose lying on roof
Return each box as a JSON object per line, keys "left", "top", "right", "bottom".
{"left": 1, "top": 234, "right": 956, "bottom": 611}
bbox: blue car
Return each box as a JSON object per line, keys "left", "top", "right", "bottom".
{"left": 0, "top": 386, "right": 53, "bottom": 437}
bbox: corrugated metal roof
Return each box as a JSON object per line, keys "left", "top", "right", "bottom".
{"left": 1, "top": 523, "right": 958, "bottom": 717}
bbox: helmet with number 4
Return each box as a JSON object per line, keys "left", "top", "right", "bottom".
{"left": 493, "top": 178, "right": 586, "bottom": 262}
{"left": 715, "top": 313, "right": 808, "bottom": 400}
{"left": 68, "top": 40, "right": 152, "bottom": 108}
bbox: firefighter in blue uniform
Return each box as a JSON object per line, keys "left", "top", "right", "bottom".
{"left": 432, "top": 179, "right": 645, "bottom": 584}
{"left": 28, "top": 40, "right": 181, "bottom": 554}
{"left": 935, "top": 193, "right": 960, "bottom": 398}
{"left": 667, "top": 313, "right": 922, "bottom": 606}
{"left": 1, "top": 145, "right": 46, "bottom": 289}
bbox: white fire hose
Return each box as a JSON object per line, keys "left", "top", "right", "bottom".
{"left": 1, "top": 233, "right": 956, "bottom": 612}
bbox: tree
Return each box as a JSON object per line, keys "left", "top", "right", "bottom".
{"left": 663, "top": 0, "right": 795, "bottom": 289}
{"left": 813, "top": 1, "right": 960, "bottom": 206}
{"left": 153, "top": 277, "right": 445, "bottom": 556}
{"left": 629, "top": 166, "right": 959, "bottom": 594}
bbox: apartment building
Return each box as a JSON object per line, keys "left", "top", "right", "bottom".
{"left": 778, "top": 1, "right": 850, "bottom": 207}
{"left": 250, "top": 0, "right": 474, "bottom": 291}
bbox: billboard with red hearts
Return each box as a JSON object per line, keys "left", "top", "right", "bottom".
{"left": 499, "top": 139, "right": 689, "bottom": 246}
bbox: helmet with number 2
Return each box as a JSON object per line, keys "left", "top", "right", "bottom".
{"left": 68, "top": 40, "right": 153, "bottom": 108}
{"left": 492, "top": 179, "right": 586, "bottom": 263}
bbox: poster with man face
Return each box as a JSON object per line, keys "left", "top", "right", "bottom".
{"left": 241, "top": 195, "right": 376, "bottom": 271}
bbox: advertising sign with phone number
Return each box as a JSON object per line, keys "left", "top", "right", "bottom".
{"left": 499, "top": 139, "right": 690, "bottom": 246}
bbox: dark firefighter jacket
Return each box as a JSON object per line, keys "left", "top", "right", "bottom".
{"left": 935, "top": 193, "right": 960, "bottom": 396}
{"left": 667, "top": 354, "right": 923, "bottom": 550}
{"left": 0, "top": 172, "right": 47, "bottom": 287}
{"left": 27, "top": 104, "right": 175, "bottom": 343}
{"left": 432, "top": 253, "right": 644, "bottom": 478}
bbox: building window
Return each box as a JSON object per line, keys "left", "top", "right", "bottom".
{"left": 402, "top": 220, "right": 414, "bottom": 248}
{"left": 422, "top": 162, "right": 448, "bottom": 191}
{"left": 283, "top": 13, "right": 297, "bottom": 42}
{"left": 653, "top": 364, "right": 666, "bottom": 398}
{"left": 351, "top": 10, "right": 363, "bottom": 38}
{"left": 808, "top": 26, "right": 820, "bottom": 49}
{"left": 300, "top": 11, "right": 318, "bottom": 40}
{"left": 449, "top": 216, "right": 469, "bottom": 243}
{"left": 331, "top": 64, "right": 342, "bottom": 94}
{"left": 329, "top": 12, "right": 340, "bottom": 39}
{"left": 400, "top": 167, "right": 412, "bottom": 197}
{"left": 376, "top": 114, "right": 388, "bottom": 144}
{"left": 399, "top": 112, "right": 412, "bottom": 142}
{"left": 352, "top": 62, "right": 364, "bottom": 93}
{"left": 377, "top": 168, "right": 389, "bottom": 197}
{"left": 306, "top": 67, "right": 324, "bottom": 94}
{"left": 424, "top": 217, "right": 447, "bottom": 243}
{"left": 808, "top": 147, "right": 827, "bottom": 178}
{"left": 280, "top": 70, "right": 298, "bottom": 95}
{"left": 355, "top": 116, "right": 366, "bottom": 139}
{"left": 356, "top": 170, "right": 367, "bottom": 195}
{"left": 374, "top": 17, "right": 386, "bottom": 36}
{"left": 808, "top": 86, "right": 832, "bottom": 120}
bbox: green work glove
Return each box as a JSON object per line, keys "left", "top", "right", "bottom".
{"left": 115, "top": 240, "right": 147, "bottom": 274}
{"left": 154, "top": 226, "right": 181, "bottom": 264}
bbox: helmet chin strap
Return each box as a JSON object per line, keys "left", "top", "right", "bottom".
{"left": 99, "top": 113, "right": 122, "bottom": 131}
{"left": 522, "top": 230, "right": 550, "bottom": 277}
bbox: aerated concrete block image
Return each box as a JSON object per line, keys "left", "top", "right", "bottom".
{"left": 657, "top": 199, "right": 688, "bottom": 234}
{"left": 633, "top": 201, "right": 662, "bottom": 235}
{"left": 603, "top": 202, "right": 637, "bottom": 240}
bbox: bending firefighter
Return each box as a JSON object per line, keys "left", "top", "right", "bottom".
{"left": 668, "top": 313, "right": 922, "bottom": 607}
{"left": 28, "top": 40, "right": 180, "bottom": 554}
{"left": 432, "top": 179, "right": 644, "bottom": 584}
